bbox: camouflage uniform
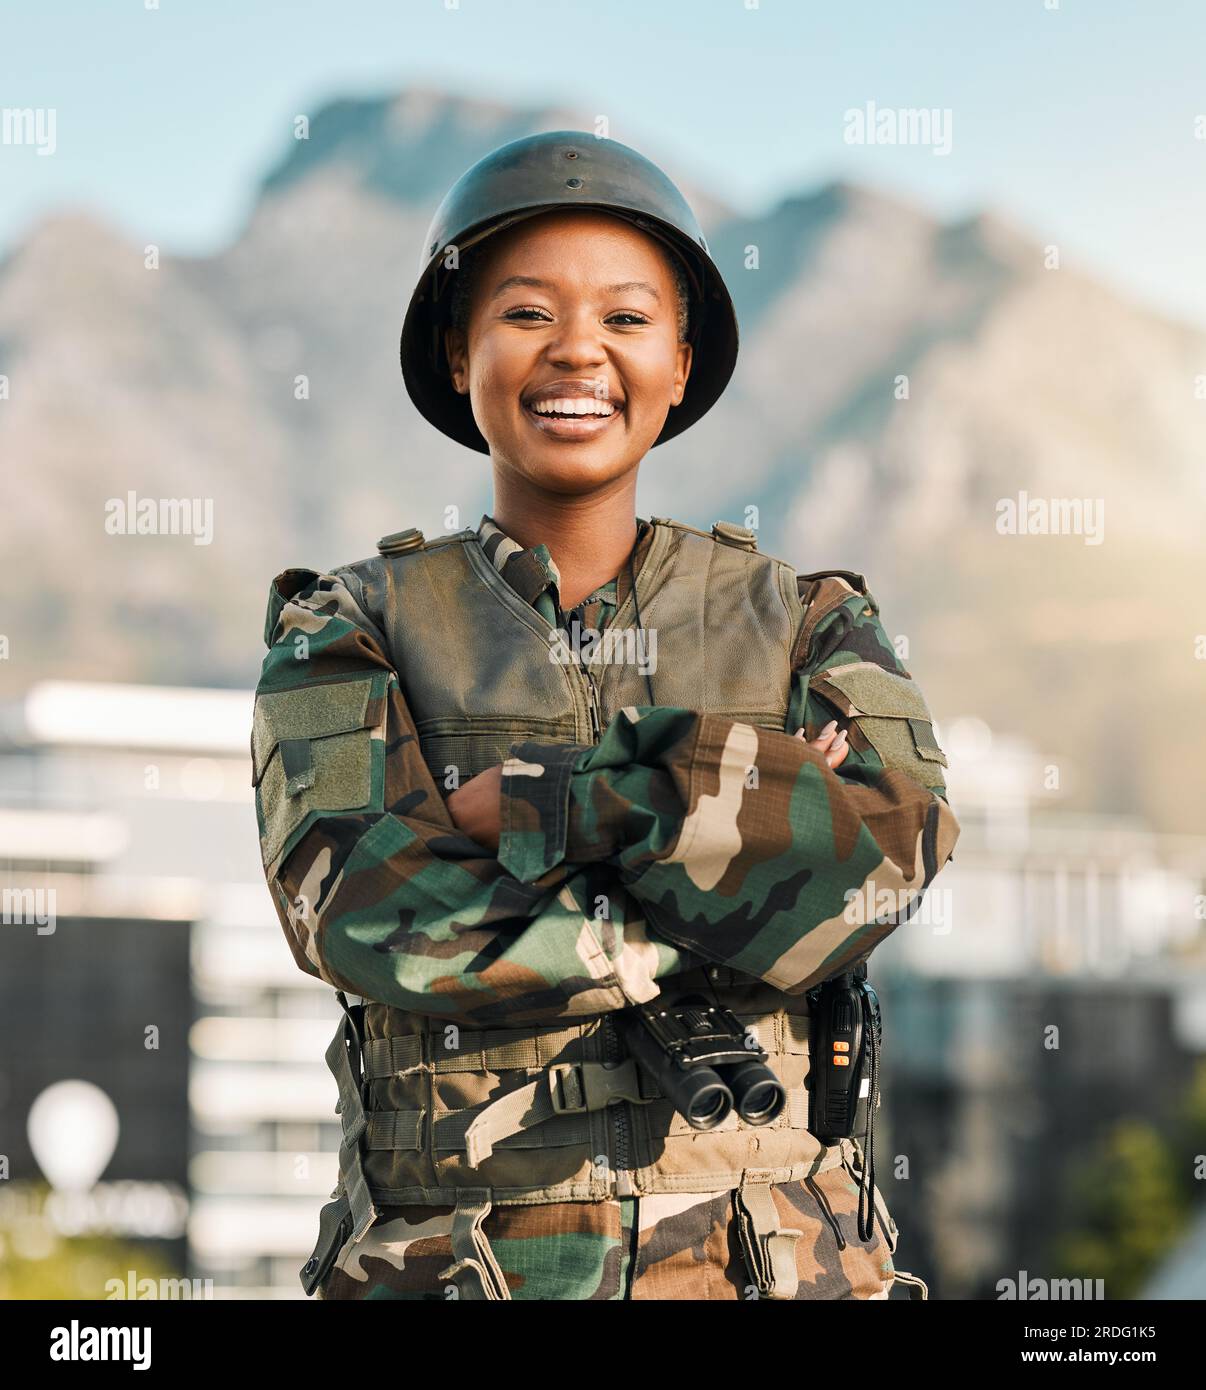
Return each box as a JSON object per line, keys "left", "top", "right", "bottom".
{"left": 252, "top": 514, "right": 959, "bottom": 1301}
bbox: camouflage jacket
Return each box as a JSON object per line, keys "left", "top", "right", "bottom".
{"left": 253, "top": 515, "right": 960, "bottom": 1026}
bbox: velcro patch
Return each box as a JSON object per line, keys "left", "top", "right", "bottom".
{"left": 810, "top": 661, "right": 929, "bottom": 721}
{"left": 907, "top": 717, "right": 948, "bottom": 766}
{"left": 251, "top": 673, "right": 387, "bottom": 873}
{"left": 809, "top": 660, "right": 948, "bottom": 781}
{"left": 252, "top": 678, "right": 374, "bottom": 785}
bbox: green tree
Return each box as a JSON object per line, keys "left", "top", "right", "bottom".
{"left": 1052, "top": 1059, "right": 1206, "bottom": 1298}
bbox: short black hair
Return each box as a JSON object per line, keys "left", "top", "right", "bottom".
{"left": 448, "top": 241, "right": 691, "bottom": 344}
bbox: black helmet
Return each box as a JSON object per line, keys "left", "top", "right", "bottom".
{"left": 399, "top": 130, "right": 739, "bottom": 453}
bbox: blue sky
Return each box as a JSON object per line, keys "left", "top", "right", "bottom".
{"left": 3, "top": 0, "right": 1204, "bottom": 326}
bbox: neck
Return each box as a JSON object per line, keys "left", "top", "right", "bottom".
{"left": 491, "top": 472, "right": 639, "bottom": 609}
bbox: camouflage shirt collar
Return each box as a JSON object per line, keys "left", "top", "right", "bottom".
{"left": 477, "top": 515, "right": 568, "bottom": 609}
{"left": 476, "top": 514, "right": 654, "bottom": 621}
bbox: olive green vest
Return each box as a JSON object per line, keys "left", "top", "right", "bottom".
{"left": 336, "top": 516, "right": 803, "bottom": 783}
{"left": 308, "top": 519, "right": 885, "bottom": 1298}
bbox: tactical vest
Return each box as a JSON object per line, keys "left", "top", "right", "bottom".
{"left": 304, "top": 519, "right": 893, "bottom": 1299}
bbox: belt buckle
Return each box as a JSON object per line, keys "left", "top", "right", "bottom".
{"left": 548, "top": 1062, "right": 588, "bottom": 1115}
{"left": 548, "top": 1059, "right": 645, "bottom": 1114}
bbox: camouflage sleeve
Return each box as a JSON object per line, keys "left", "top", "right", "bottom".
{"left": 498, "top": 575, "right": 960, "bottom": 994}
{"left": 785, "top": 573, "right": 952, "bottom": 802}
{"left": 253, "top": 568, "right": 695, "bottom": 1026}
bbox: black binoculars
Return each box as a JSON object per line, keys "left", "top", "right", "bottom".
{"left": 616, "top": 996, "right": 786, "bottom": 1131}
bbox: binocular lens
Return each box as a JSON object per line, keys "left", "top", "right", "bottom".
{"left": 716, "top": 1060, "right": 787, "bottom": 1126}
{"left": 616, "top": 1000, "right": 789, "bottom": 1133}
{"left": 686, "top": 1081, "right": 732, "bottom": 1130}
{"left": 736, "top": 1079, "right": 784, "bottom": 1124}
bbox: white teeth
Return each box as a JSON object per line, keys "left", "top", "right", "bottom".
{"left": 530, "top": 397, "right": 616, "bottom": 416}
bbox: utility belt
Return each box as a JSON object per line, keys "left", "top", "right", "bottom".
{"left": 301, "top": 978, "right": 916, "bottom": 1300}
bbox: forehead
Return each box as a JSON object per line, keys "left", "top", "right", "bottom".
{"left": 474, "top": 209, "right": 675, "bottom": 279}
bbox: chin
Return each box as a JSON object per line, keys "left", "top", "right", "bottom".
{"left": 527, "top": 455, "right": 636, "bottom": 493}
{"left": 493, "top": 436, "right": 644, "bottom": 489}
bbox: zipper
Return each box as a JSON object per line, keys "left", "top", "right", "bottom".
{"left": 561, "top": 602, "right": 602, "bottom": 744}
{"left": 585, "top": 667, "right": 602, "bottom": 742}
{"left": 602, "top": 1014, "right": 634, "bottom": 1196}
{"left": 576, "top": 611, "right": 626, "bottom": 1189}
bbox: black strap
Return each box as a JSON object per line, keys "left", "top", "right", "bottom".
{"left": 299, "top": 1191, "right": 353, "bottom": 1296}
{"left": 856, "top": 984, "right": 880, "bottom": 1243}
{"left": 628, "top": 551, "right": 656, "bottom": 706}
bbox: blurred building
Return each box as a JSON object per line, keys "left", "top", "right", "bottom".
{"left": 0, "top": 688, "right": 1203, "bottom": 1298}
{"left": 873, "top": 717, "right": 1206, "bottom": 1298}
{"left": 0, "top": 680, "right": 339, "bottom": 1299}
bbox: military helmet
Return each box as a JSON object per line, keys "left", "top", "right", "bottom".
{"left": 399, "top": 130, "right": 739, "bottom": 453}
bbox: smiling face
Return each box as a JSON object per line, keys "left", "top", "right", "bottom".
{"left": 443, "top": 208, "right": 693, "bottom": 494}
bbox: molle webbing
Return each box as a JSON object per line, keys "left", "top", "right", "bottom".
{"left": 325, "top": 993, "right": 850, "bottom": 1208}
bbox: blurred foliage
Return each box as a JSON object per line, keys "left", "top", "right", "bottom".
{"left": 1052, "top": 1059, "right": 1206, "bottom": 1297}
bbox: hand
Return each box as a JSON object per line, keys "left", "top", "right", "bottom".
{"left": 797, "top": 718, "right": 849, "bottom": 768}
{"left": 445, "top": 764, "right": 503, "bottom": 852}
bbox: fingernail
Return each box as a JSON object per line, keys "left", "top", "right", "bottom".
{"left": 820, "top": 720, "right": 837, "bottom": 738}
{"left": 831, "top": 728, "right": 848, "bottom": 749}
{"left": 795, "top": 727, "right": 806, "bottom": 738}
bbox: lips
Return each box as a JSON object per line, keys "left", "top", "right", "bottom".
{"left": 522, "top": 377, "right": 624, "bottom": 440}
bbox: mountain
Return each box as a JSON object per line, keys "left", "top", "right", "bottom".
{"left": 1, "top": 87, "right": 1203, "bottom": 834}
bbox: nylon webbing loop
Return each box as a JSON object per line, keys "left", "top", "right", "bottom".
{"left": 434, "top": 1108, "right": 594, "bottom": 1151}
{"left": 326, "top": 992, "right": 381, "bottom": 1242}
{"left": 362, "top": 1034, "right": 423, "bottom": 1078}
{"left": 462, "top": 1058, "right": 650, "bottom": 1166}
{"left": 891, "top": 1269, "right": 929, "bottom": 1301}
{"left": 359, "top": 1011, "right": 811, "bottom": 1082}
{"left": 364, "top": 1109, "right": 426, "bottom": 1151}
{"left": 437, "top": 1188, "right": 511, "bottom": 1301}
{"left": 736, "top": 1175, "right": 803, "bottom": 1300}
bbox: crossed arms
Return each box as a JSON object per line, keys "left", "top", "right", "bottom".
{"left": 251, "top": 568, "right": 960, "bottom": 1026}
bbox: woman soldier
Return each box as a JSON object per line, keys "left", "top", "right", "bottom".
{"left": 251, "top": 131, "right": 960, "bottom": 1300}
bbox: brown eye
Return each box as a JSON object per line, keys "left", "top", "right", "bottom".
{"left": 607, "top": 312, "right": 651, "bottom": 325}
{"left": 503, "top": 306, "right": 552, "bottom": 321}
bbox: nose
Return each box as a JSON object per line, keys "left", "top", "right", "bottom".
{"left": 545, "top": 307, "right": 607, "bottom": 371}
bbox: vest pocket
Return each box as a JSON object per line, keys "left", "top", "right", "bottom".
{"left": 252, "top": 673, "right": 388, "bottom": 872}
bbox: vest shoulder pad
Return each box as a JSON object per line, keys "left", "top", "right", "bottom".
{"left": 375, "top": 527, "right": 475, "bottom": 557}
{"left": 329, "top": 533, "right": 472, "bottom": 654}
{"left": 650, "top": 515, "right": 757, "bottom": 552}
{"left": 650, "top": 516, "right": 798, "bottom": 565}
